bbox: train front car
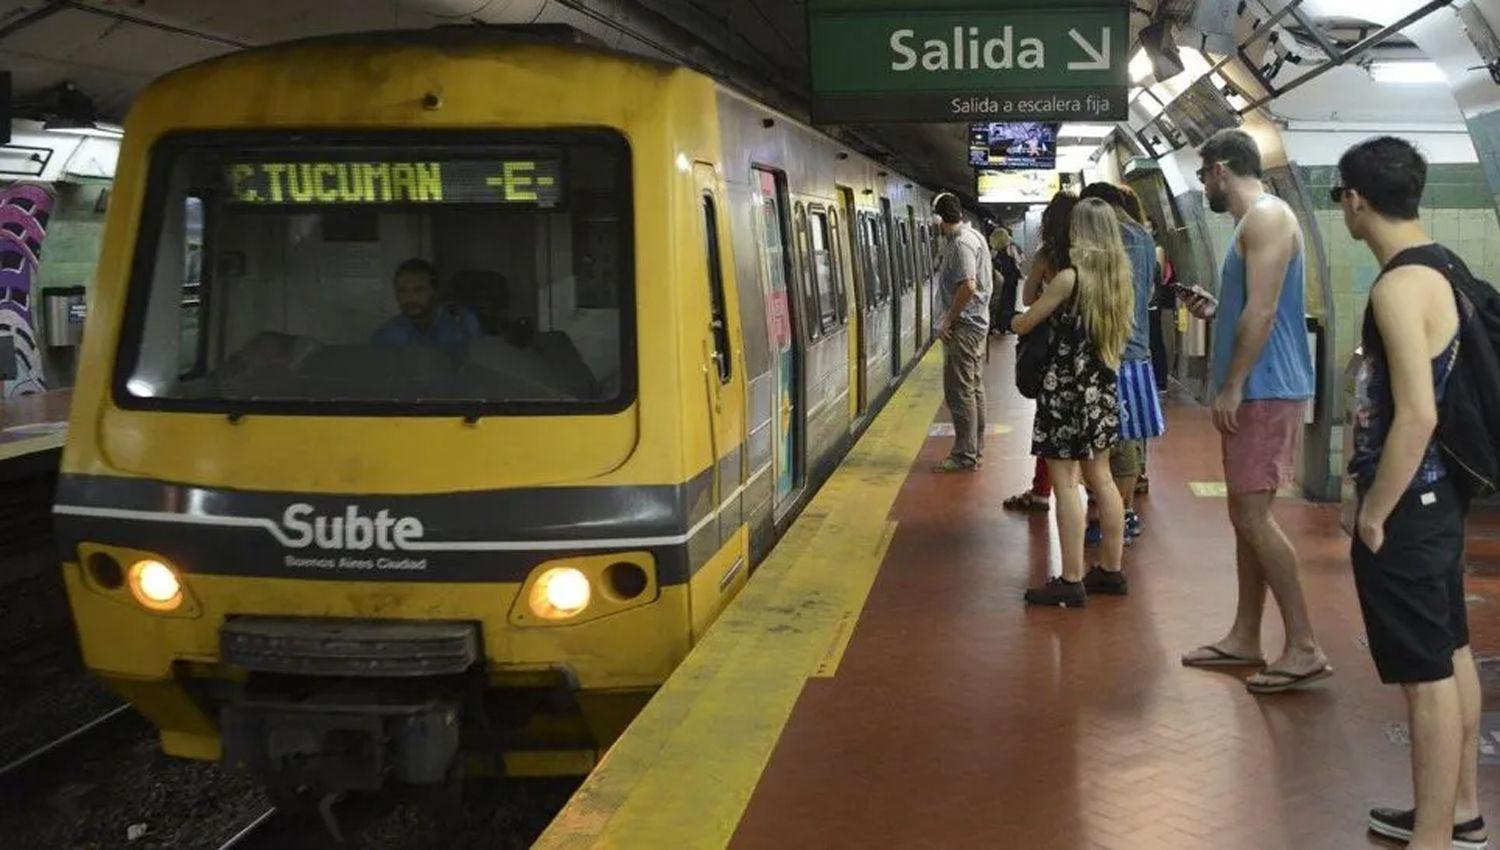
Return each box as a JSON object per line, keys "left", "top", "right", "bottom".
{"left": 52, "top": 32, "right": 748, "bottom": 800}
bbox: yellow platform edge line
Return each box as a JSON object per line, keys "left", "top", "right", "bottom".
{"left": 0, "top": 431, "right": 66, "bottom": 462}
{"left": 535, "top": 350, "right": 944, "bottom": 850}
{"left": 811, "top": 519, "right": 897, "bottom": 679}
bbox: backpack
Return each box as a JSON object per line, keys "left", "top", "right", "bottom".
{"left": 1388, "top": 245, "right": 1500, "bottom": 498}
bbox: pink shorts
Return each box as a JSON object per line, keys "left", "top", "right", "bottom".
{"left": 1222, "top": 400, "right": 1306, "bottom": 495}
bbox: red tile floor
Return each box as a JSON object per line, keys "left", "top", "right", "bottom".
{"left": 731, "top": 338, "right": 1500, "bottom": 850}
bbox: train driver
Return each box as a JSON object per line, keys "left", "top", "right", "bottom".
{"left": 371, "top": 258, "right": 480, "bottom": 353}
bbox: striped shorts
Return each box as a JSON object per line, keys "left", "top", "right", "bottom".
{"left": 1117, "top": 358, "right": 1166, "bottom": 441}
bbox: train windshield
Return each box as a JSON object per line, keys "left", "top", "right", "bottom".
{"left": 116, "top": 132, "right": 633, "bottom": 415}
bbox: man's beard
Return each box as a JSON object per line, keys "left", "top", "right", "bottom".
{"left": 1207, "top": 188, "right": 1229, "bottom": 214}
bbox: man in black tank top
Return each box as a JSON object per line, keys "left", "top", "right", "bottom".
{"left": 1337, "top": 137, "right": 1484, "bottom": 850}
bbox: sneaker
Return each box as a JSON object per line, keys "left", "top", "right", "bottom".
{"left": 1125, "top": 511, "right": 1143, "bottom": 539}
{"left": 931, "top": 457, "right": 978, "bottom": 473}
{"left": 1082, "top": 565, "right": 1128, "bottom": 595}
{"left": 1024, "top": 577, "right": 1086, "bottom": 608}
{"left": 1368, "top": 808, "right": 1488, "bottom": 848}
{"left": 1085, "top": 521, "right": 1133, "bottom": 548}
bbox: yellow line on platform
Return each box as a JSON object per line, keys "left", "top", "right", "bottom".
{"left": 535, "top": 350, "right": 944, "bottom": 850}
{"left": 0, "top": 431, "right": 65, "bottom": 462}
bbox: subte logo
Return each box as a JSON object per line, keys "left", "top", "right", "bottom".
{"left": 279, "top": 503, "right": 425, "bottom": 551}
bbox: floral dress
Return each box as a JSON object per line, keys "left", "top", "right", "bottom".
{"left": 1031, "top": 294, "right": 1120, "bottom": 460}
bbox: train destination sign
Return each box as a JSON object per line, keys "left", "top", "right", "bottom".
{"left": 224, "top": 159, "right": 563, "bottom": 206}
{"left": 807, "top": 0, "right": 1129, "bottom": 123}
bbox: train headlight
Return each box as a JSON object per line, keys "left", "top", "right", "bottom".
{"left": 529, "top": 567, "right": 591, "bottom": 620}
{"left": 128, "top": 558, "right": 183, "bottom": 611}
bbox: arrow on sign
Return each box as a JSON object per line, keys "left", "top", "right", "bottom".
{"left": 1067, "top": 28, "right": 1111, "bottom": 71}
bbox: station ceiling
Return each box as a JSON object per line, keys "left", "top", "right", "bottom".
{"left": 0, "top": 0, "right": 1470, "bottom": 198}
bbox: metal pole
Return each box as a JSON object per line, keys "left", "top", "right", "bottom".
{"left": 1286, "top": 3, "right": 1341, "bottom": 59}
{"left": 1207, "top": 0, "right": 1307, "bottom": 76}
{"left": 1237, "top": 0, "right": 1455, "bottom": 115}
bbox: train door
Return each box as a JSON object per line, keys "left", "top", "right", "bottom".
{"left": 752, "top": 168, "right": 803, "bottom": 516}
{"left": 912, "top": 224, "right": 924, "bottom": 350}
{"left": 695, "top": 164, "right": 743, "bottom": 554}
{"left": 895, "top": 217, "right": 916, "bottom": 370}
{"left": 862, "top": 212, "right": 893, "bottom": 391}
{"left": 906, "top": 208, "right": 922, "bottom": 350}
{"left": 880, "top": 197, "right": 900, "bottom": 376}
{"left": 838, "top": 186, "right": 866, "bottom": 420}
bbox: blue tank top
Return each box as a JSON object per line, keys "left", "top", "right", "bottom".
{"left": 1210, "top": 196, "right": 1315, "bottom": 400}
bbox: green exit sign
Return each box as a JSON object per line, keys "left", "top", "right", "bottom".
{"left": 807, "top": 0, "right": 1131, "bottom": 123}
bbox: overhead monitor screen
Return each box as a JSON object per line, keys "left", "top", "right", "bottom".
{"left": 976, "top": 169, "right": 1060, "bottom": 204}
{"left": 968, "top": 122, "right": 1059, "bottom": 170}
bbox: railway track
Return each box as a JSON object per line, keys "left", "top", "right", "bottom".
{"left": 0, "top": 704, "right": 134, "bottom": 784}
{"left": 214, "top": 806, "right": 281, "bottom": 850}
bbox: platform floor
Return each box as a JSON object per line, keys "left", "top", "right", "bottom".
{"left": 539, "top": 340, "right": 1500, "bottom": 850}
{"left": 0, "top": 388, "right": 70, "bottom": 464}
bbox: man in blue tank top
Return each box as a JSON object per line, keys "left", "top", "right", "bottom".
{"left": 1179, "top": 130, "right": 1329, "bottom": 694}
{"left": 1337, "top": 137, "right": 1482, "bottom": 850}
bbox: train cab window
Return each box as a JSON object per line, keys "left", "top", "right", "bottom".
{"left": 177, "top": 196, "right": 206, "bottom": 378}
{"left": 115, "top": 132, "right": 634, "bottom": 415}
{"left": 806, "top": 209, "right": 839, "bottom": 334}
{"left": 701, "top": 194, "right": 731, "bottom": 384}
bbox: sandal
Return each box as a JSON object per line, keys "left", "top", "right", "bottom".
{"left": 1003, "top": 491, "right": 1050, "bottom": 512}
{"left": 1245, "top": 664, "right": 1334, "bottom": 694}
{"left": 1181, "top": 645, "right": 1266, "bottom": 668}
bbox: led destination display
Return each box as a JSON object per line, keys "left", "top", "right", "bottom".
{"left": 224, "top": 159, "right": 563, "bottom": 206}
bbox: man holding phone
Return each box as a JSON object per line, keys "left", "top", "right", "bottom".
{"left": 1178, "top": 129, "right": 1329, "bottom": 694}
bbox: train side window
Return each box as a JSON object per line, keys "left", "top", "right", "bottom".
{"left": 793, "top": 202, "right": 820, "bottom": 340}
{"left": 894, "top": 221, "right": 906, "bottom": 293}
{"left": 827, "top": 210, "right": 849, "bottom": 323}
{"left": 807, "top": 209, "right": 839, "bottom": 334}
{"left": 701, "top": 194, "right": 731, "bottom": 384}
{"left": 871, "top": 217, "right": 892, "bottom": 303}
{"left": 859, "top": 216, "right": 881, "bottom": 306}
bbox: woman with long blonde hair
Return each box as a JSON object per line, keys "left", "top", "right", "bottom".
{"left": 1012, "top": 198, "right": 1135, "bottom": 607}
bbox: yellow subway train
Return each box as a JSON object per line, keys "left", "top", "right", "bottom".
{"left": 53, "top": 27, "right": 940, "bottom": 799}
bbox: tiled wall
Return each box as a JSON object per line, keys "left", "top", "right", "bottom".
{"left": 1470, "top": 108, "right": 1500, "bottom": 216}
{"left": 27, "top": 179, "right": 110, "bottom": 386}
{"left": 1300, "top": 163, "right": 1500, "bottom": 382}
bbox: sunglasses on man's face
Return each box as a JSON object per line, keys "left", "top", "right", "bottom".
{"left": 1330, "top": 186, "right": 1349, "bottom": 204}
{"left": 1195, "top": 162, "right": 1220, "bottom": 182}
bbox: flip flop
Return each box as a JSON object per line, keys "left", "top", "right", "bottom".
{"left": 1245, "top": 665, "right": 1334, "bottom": 694}
{"left": 1181, "top": 645, "right": 1266, "bottom": 668}
{"left": 1003, "top": 491, "right": 1050, "bottom": 512}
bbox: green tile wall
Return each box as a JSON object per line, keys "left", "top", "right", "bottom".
{"left": 34, "top": 180, "right": 109, "bottom": 296}
{"left": 23, "top": 179, "right": 110, "bottom": 387}
{"left": 1469, "top": 108, "right": 1500, "bottom": 214}
{"left": 1300, "top": 164, "right": 1500, "bottom": 382}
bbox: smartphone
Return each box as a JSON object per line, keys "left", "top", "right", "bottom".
{"left": 1170, "top": 281, "right": 1215, "bottom": 303}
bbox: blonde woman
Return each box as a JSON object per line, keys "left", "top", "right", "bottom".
{"left": 1013, "top": 198, "right": 1135, "bottom": 607}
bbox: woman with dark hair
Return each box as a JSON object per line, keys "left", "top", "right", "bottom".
{"left": 1003, "top": 191, "right": 1079, "bottom": 513}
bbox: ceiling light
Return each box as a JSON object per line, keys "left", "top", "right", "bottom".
{"left": 1129, "top": 49, "right": 1153, "bottom": 83}
{"left": 1368, "top": 61, "right": 1446, "bottom": 84}
{"left": 1059, "top": 123, "right": 1116, "bottom": 139}
{"left": 44, "top": 122, "right": 123, "bottom": 139}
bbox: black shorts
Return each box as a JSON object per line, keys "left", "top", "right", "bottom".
{"left": 1352, "top": 476, "right": 1469, "bottom": 684}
